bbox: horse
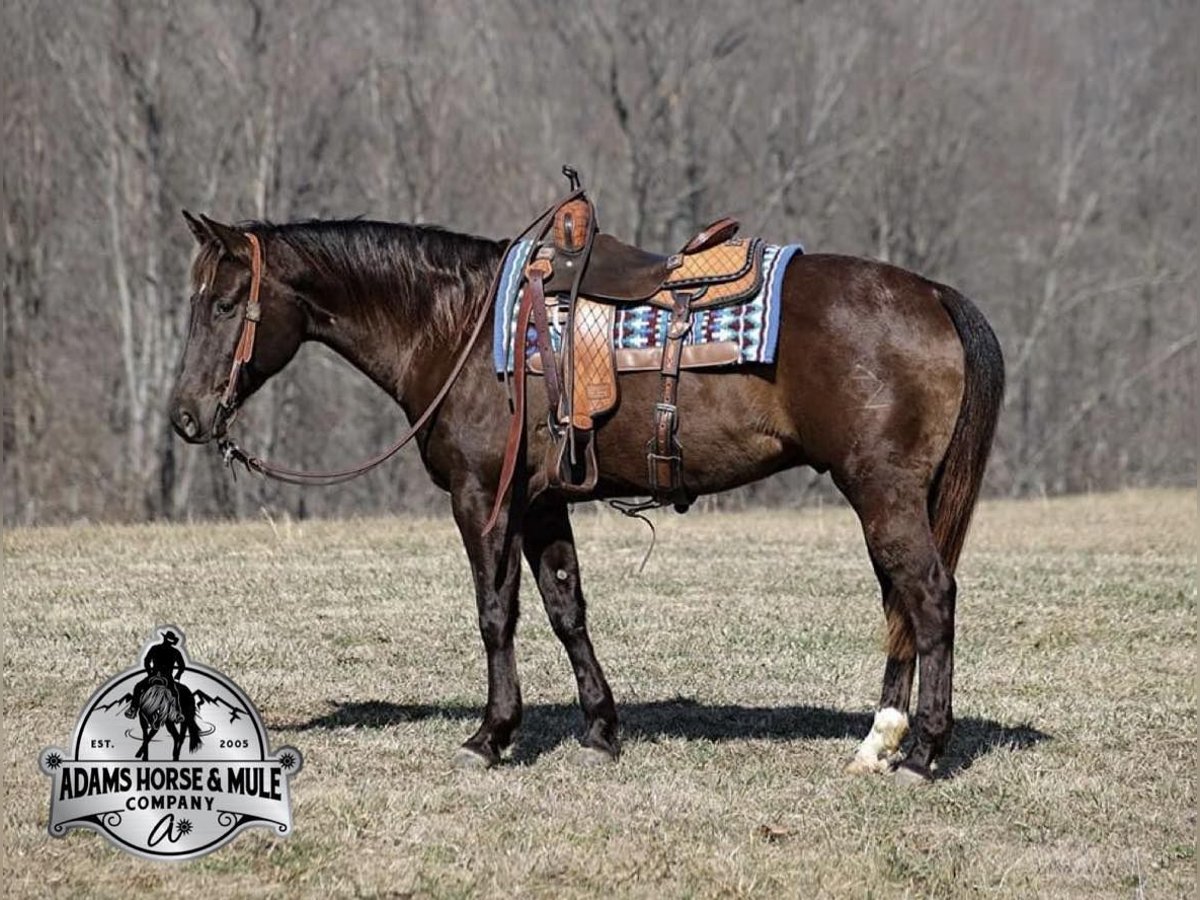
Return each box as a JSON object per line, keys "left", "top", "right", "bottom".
{"left": 127, "top": 673, "right": 204, "bottom": 761}
{"left": 168, "top": 206, "right": 1003, "bottom": 784}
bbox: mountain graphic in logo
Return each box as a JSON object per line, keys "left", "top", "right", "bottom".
{"left": 39, "top": 625, "right": 302, "bottom": 860}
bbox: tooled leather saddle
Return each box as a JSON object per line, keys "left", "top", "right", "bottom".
{"left": 484, "top": 168, "right": 767, "bottom": 534}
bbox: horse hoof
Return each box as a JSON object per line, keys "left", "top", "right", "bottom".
{"left": 844, "top": 754, "right": 890, "bottom": 776}
{"left": 574, "top": 746, "right": 617, "bottom": 767}
{"left": 452, "top": 747, "right": 495, "bottom": 770}
{"left": 891, "top": 762, "right": 933, "bottom": 786}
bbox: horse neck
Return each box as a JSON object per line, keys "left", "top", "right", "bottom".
{"left": 280, "top": 224, "right": 504, "bottom": 411}
{"left": 304, "top": 289, "right": 421, "bottom": 403}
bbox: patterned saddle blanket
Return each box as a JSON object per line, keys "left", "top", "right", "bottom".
{"left": 493, "top": 239, "right": 803, "bottom": 375}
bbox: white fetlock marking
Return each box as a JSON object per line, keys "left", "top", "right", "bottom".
{"left": 849, "top": 707, "right": 909, "bottom": 773}
{"left": 873, "top": 707, "right": 909, "bottom": 754}
{"left": 845, "top": 753, "right": 891, "bottom": 775}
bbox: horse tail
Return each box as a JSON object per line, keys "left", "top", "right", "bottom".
{"left": 929, "top": 287, "right": 1005, "bottom": 574}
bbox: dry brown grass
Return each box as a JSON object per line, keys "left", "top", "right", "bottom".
{"left": 3, "top": 489, "right": 1195, "bottom": 898}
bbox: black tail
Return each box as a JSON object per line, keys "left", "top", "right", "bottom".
{"left": 930, "top": 288, "right": 1005, "bottom": 573}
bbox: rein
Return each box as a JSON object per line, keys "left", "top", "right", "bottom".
{"left": 214, "top": 190, "right": 582, "bottom": 486}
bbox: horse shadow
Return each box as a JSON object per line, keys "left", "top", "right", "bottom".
{"left": 274, "top": 697, "right": 1049, "bottom": 777}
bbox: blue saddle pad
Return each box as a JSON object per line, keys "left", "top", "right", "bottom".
{"left": 492, "top": 240, "right": 803, "bottom": 374}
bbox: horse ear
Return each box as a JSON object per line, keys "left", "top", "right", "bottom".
{"left": 182, "top": 209, "right": 212, "bottom": 246}
{"left": 199, "top": 214, "right": 250, "bottom": 260}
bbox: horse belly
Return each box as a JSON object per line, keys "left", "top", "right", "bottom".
{"left": 590, "top": 368, "right": 801, "bottom": 497}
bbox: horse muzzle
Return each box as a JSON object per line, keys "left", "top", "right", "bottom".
{"left": 170, "top": 397, "right": 225, "bottom": 444}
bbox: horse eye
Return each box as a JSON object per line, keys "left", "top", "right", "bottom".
{"left": 214, "top": 297, "right": 238, "bottom": 316}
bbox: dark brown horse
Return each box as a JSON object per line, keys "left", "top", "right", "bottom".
{"left": 169, "top": 209, "right": 1003, "bottom": 783}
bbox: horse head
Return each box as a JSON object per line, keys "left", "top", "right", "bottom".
{"left": 168, "top": 213, "right": 309, "bottom": 444}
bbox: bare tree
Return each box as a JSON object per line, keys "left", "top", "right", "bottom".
{"left": 3, "top": 0, "right": 1195, "bottom": 524}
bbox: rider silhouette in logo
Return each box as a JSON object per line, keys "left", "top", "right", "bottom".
{"left": 124, "top": 629, "right": 203, "bottom": 759}
{"left": 126, "top": 630, "right": 185, "bottom": 723}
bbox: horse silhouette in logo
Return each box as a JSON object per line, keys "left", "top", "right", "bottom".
{"left": 124, "top": 630, "right": 203, "bottom": 760}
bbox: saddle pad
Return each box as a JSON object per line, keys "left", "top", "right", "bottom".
{"left": 492, "top": 239, "right": 803, "bottom": 374}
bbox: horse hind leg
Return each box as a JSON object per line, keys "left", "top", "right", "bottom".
{"left": 165, "top": 722, "right": 184, "bottom": 761}
{"left": 845, "top": 483, "right": 955, "bottom": 783}
{"left": 136, "top": 722, "right": 157, "bottom": 760}
{"left": 846, "top": 558, "right": 915, "bottom": 774}
{"left": 185, "top": 711, "right": 203, "bottom": 753}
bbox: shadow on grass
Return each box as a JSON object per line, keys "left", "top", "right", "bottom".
{"left": 274, "top": 697, "right": 1049, "bottom": 776}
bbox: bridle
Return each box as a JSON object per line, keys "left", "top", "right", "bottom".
{"left": 213, "top": 233, "right": 263, "bottom": 434}
{"left": 211, "top": 190, "right": 580, "bottom": 487}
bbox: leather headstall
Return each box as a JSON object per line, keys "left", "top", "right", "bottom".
{"left": 216, "top": 232, "right": 264, "bottom": 424}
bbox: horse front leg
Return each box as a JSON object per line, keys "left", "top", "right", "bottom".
{"left": 451, "top": 479, "right": 524, "bottom": 769}
{"left": 522, "top": 496, "right": 619, "bottom": 764}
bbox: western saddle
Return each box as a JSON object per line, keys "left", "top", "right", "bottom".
{"left": 484, "top": 168, "right": 766, "bottom": 534}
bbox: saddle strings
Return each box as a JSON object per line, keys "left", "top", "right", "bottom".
{"left": 606, "top": 498, "right": 664, "bottom": 574}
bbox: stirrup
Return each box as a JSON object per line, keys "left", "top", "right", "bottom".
{"left": 550, "top": 429, "right": 599, "bottom": 495}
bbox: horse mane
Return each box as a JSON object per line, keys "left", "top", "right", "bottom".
{"left": 242, "top": 218, "right": 506, "bottom": 342}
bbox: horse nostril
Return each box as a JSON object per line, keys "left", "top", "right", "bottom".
{"left": 180, "top": 411, "right": 199, "bottom": 438}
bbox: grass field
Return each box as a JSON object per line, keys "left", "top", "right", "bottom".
{"left": 3, "top": 490, "right": 1195, "bottom": 898}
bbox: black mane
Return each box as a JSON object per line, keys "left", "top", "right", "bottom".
{"left": 244, "top": 218, "right": 505, "bottom": 339}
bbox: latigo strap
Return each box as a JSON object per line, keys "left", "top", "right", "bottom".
{"left": 647, "top": 290, "right": 693, "bottom": 511}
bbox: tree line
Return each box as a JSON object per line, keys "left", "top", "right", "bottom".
{"left": 3, "top": 0, "right": 1196, "bottom": 525}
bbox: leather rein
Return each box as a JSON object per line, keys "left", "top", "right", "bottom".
{"left": 213, "top": 192, "right": 581, "bottom": 486}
